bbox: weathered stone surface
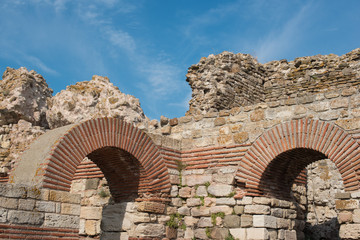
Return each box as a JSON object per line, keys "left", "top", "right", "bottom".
{"left": 241, "top": 215, "right": 253, "bottom": 227}
{"left": 210, "top": 206, "right": 233, "bottom": 215}
{"left": 340, "top": 224, "right": 360, "bottom": 239}
{"left": 0, "top": 209, "right": 8, "bottom": 223}
{"left": 339, "top": 211, "right": 353, "bottom": 223}
{"left": 211, "top": 227, "right": 229, "bottom": 240}
{"left": 224, "top": 215, "right": 241, "bottom": 228}
{"left": 0, "top": 197, "right": 18, "bottom": 209}
{"left": 184, "top": 175, "right": 212, "bottom": 186}
{"left": 216, "top": 198, "right": 236, "bottom": 206}
{"left": 197, "top": 217, "right": 212, "bottom": 227}
{"left": 80, "top": 207, "right": 102, "bottom": 220}
{"left": 46, "top": 75, "right": 146, "bottom": 129}
{"left": 336, "top": 199, "right": 359, "bottom": 210}
{"left": 18, "top": 199, "right": 35, "bottom": 211}
{"left": 8, "top": 210, "right": 44, "bottom": 225}
{"left": 207, "top": 184, "right": 233, "bottom": 197}
{"left": 178, "top": 206, "right": 191, "bottom": 216}
{"left": 244, "top": 204, "right": 270, "bottom": 214}
{"left": 229, "top": 228, "right": 246, "bottom": 240}
{"left": 35, "top": 201, "right": 56, "bottom": 212}
{"left": 100, "top": 204, "right": 128, "bottom": 232}
{"left": 134, "top": 223, "right": 165, "bottom": 237}
{"left": 44, "top": 213, "right": 79, "bottom": 228}
{"left": 191, "top": 206, "right": 210, "bottom": 217}
{"left": 136, "top": 201, "right": 165, "bottom": 214}
{"left": 187, "top": 198, "right": 201, "bottom": 207}
{"left": 247, "top": 228, "right": 269, "bottom": 240}
{"left": 184, "top": 216, "right": 198, "bottom": 227}
{"left": 85, "top": 219, "right": 100, "bottom": 236}
{"left": 253, "top": 215, "right": 277, "bottom": 228}
{"left": 179, "top": 187, "right": 192, "bottom": 198}
{"left": 234, "top": 205, "right": 244, "bottom": 215}
{"left": 194, "top": 228, "right": 208, "bottom": 239}
{"left": 196, "top": 186, "right": 208, "bottom": 197}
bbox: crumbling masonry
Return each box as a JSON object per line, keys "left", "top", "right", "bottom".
{"left": 0, "top": 48, "right": 360, "bottom": 239}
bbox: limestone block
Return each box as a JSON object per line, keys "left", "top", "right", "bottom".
{"left": 191, "top": 206, "right": 210, "bottom": 217}
{"left": 134, "top": 223, "right": 165, "bottom": 237}
{"left": 44, "top": 213, "right": 79, "bottom": 228}
{"left": 284, "top": 209, "right": 297, "bottom": 219}
{"left": 8, "top": 210, "right": 44, "bottom": 225}
{"left": 340, "top": 224, "right": 360, "bottom": 239}
{"left": 237, "top": 196, "right": 253, "bottom": 205}
{"left": 0, "top": 184, "right": 26, "bottom": 198}
{"left": 158, "top": 215, "right": 171, "bottom": 224}
{"left": 212, "top": 173, "right": 235, "bottom": 184}
{"left": 194, "top": 228, "right": 208, "bottom": 239}
{"left": 277, "top": 218, "right": 290, "bottom": 229}
{"left": 336, "top": 199, "right": 359, "bottom": 210}
{"left": 216, "top": 198, "right": 236, "bottom": 206}
{"left": 224, "top": 215, "right": 241, "bottom": 228}
{"left": 130, "top": 212, "right": 151, "bottom": 223}
{"left": 179, "top": 186, "right": 192, "bottom": 198}
{"left": 80, "top": 207, "right": 102, "bottom": 220}
{"left": 79, "top": 219, "right": 85, "bottom": 235}
{"left": 198, "top": 217, "right": 212, "bottom": 227}
{"left": 330, "top": 98, "right": 349, "bottom": 109}
{"left": 178, "top": 206, "right": 191, "bottom": 216}
{"left": 196, "top": 186, "right": 208, "bottom": 197}
{"left": 184, "top": 216, "right": 198, "bottom": 227}
{"left": 253, "top": 197, "right": 271, "bottom": 205}
{"left": 247, "top": 228, "right": 269, "bottom": 240}
{"left": 253, "top": 215, "right": 277, "bottom": 228}
{"left": 171, "top": 198, "right": 183, "bottom": 207}
{"left": 85, "top": 219, "right": 100, "bottom": 236}
{"left": 166, "top": 226, "right": 177, "bottom": 239}
{"left": 170, "top": 185, "right": 178, "bottom": 197}
{"left": 35, "top": 201, "right": 56, "bottom": 212}
{"left": 61, "top": 203, "right": 81, "bottom": 216}
{"left": 136, "top": 201, "right": 165, "bottom": 214}
{"left": 184, "top": 228, "right": 195, "bottom": 239}
{"left": 187, "top": 198, "right": 201, "bottom": 207}
{"left": 100, "top": 204, "right": 129, "bottom": 231}
{"left": 166, "top": 206, "right": 177, "bottom": 215}
{"left": 210, "top": 205, "right": 233, "bottom": 215}
{"left": 211, "top": 227, "right": 229, "bottom": 240}
{"left": 339, "top": 211, "right": 353, "bottom": 223}
{"left": 18, "top": 199, "right": 35, "bottom": 211}
{"left": 234, "top": 205, "right": 244, "bottom": 215}
{"left": 335, "top": 192, "right": 351, "bottom": 199}
{"left": 49, "top": 190, "right": 81, "bottom": 204}
{"left": 0, "top": 197, "right": 18, "bottom": 209}
{"left": 229, "top": 228, "right": 246, "bottom": 240}
{"left": 353, "top": 209, "right": 360, "bottom": 223}
{"left": 0, "top": 208, "right": 7, "bottom": 223}
{"left": 271, "top": 208, "right": 284, "bottom": 218}
{"left": 284, "top": 230, "right": 297, "bottom": 240}
{"left": 207, "top": 184, "right": 233, "bottom": 197}
{"left": 241, "top": 215, "right": 253, "bottom": 227}
{"left": 85, "top": 178, "right": 100, "bottom": 190}
{"left": 244, "top": 205, "right": 270, "bottom": 215}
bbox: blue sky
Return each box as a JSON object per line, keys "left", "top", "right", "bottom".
{"left": 0, "top": 0, "right": 359, "bottom": 120}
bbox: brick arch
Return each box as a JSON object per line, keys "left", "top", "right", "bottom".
{"left": 11, "top": 118, "right": 171, "bottom": 197}
{"left": 236, "top": 118, "right": 360, "bottom": 197}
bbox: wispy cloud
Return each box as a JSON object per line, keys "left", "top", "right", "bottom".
{"left": 254, "top": 2, "right": 312, "bottom": 63}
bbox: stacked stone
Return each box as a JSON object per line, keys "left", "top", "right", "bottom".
{"left": 167, "top": 167, "right": 302, "bottom": 239}
{"left": 335, "top": 192, "right": 360, "bottom": 239}
{"left": 0, "top": 184, "right": 81, "bottom": 238}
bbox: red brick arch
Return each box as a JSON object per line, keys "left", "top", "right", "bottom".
{"left": 237, "top": 118, "right": 360, "bottom": 197}
{"left": 13, "top": 118, "right": 171, "bottom": 198}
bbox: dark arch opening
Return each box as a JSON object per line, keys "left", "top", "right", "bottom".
{"left": 87, "top": 146, "right": 144, "bottom": 202}
{"left": 259, "top": 148, "right": 327, "bottom": 200}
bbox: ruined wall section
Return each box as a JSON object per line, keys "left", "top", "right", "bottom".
{"left": 186, "top": 48, "right": 360, "bottom": 115}
{"left": 186, "top": 52, "right": 266, "bottom": 115}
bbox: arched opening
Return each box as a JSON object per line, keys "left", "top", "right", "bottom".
{"left": 259, "top": 149, "right": 344, "bottom": 240}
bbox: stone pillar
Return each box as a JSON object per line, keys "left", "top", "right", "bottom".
{"left": 336, "top": 192, "right": 360, "bottom": 239}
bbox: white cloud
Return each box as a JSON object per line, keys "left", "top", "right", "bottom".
{"left": 104, "top": 27, "right": 136, "bottom": 53}
{"left": 254, "top": 3, "right": 312, "bottom": 63}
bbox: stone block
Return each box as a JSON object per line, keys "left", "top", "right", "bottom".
{"left": 44, "top": 213, "right": 79, "bottom": 228}
{"left": 49, "top": 190, "right": 81, "bottom": 204}
{"left": 224, "top": 215, "right": 241, "bottom": 228}
{"left": 351, "top": 191, "right": 360, "bottom": 199}
{"left": 100, "top": 232, "right": 121, "bottom": 240}
{"left": 336, "top": 199, "right": 359, "bottom": 210}
{"left": 253, "top": 215, "right": 277, "bottom": 228}
{"left": 198, "top": 217, "right": 212, "bottom": 227}
{"left": 234, "top": 205, "right": 244, "bottom": 215}
{"left": 85, "top": 219, "right": 100, "bottom": 236}
{"left": 178, "top": 206, "right": 191, "bottom": 216}
{"left": 247, "top": 228, "right": 269, "bottom": 240}
{"left": 171, "top": 198, "right": 183, "bottom": 207}
{"left": 284, "top": 230, "right": 297, "bottom": 240}
{"left": 339, "top": 211, "right": 353, "bottom": 223}
{"left": 253, "top": 197, "right": 271, "bottom": 205}
{"left": 340, "top": 224, "right": 360, "bottom": 239}
{"left": 211, "top": 227, "right": 229, "bottom": 240}
{"left": 184, "top": 216, "right": 198, "bottom": 227}
{"left": 194, "top": 228, "right": 208, "bottom": 239}
{"left": 100, "top": 204, "right": 127, "bottom": 231}
{"left": 166, "top": 206, "right": 177, "bottom": 215}
{"left": 271, "top": 208, "right": 284, "bottom": 218}
{"left": 80, "top": 207, "right": 102, "bottom": 220}
{"left": 191, "top": 206, "right": 210, "bottom": 217}
{"left": 335, "top": 192, "right": 351, "bottom": 199}
{"left": 0, "top": 197, "right": 18, "bottom": 209}
{"left": 353, "top": 209, "right": 360, "bottom": 223}
{"left": 207, "top": 184, "right": 233, "bottom": 197}
{"left": 187, "top": 198, "right": 201, "bottom": 207}
{"left": 170, "top": 185, "right": 178, "bottom": 197}
{"left": 61, "top": 203, "right": 81, "bottom": 215}
{"left": 241, "top": 214, "right": 253, "bottom": 227}
{"left": 244, "top": 205, "right": 270, "bottom": 215}
{"left": 18, "top": 199, "right": 35, "bottom": 211}
{"left": 216, "top": 198, "right": 236, "bottom": 206}
{"left": 8, "top": 210, "right": 44, "bottom": 225}
{"left": 184, "top": 228, "right": 195, "bottom": 239}
{"left": 196, "top": 186, "right": 208, "bottom": 197}
{"left": 136, "top": 201, "right": 165, "bottom": 214}
{"left": 0, "top": 185, "right": 26, "bottom": 198}
{"left": 277, "top": 218, "right": 290, "bottom": 229}
{"left": 0, "top": 208, "right": 7, "bottom": 223}
{"left": 134, "top": 223, "right": 165, "bottom": 237}
{"left": 210, "top": 205, "right": 233, "bottom": 215}
{"left": 35, "top": 200, "right": 56, "bottom": 212}
{"left": 85, "top": 178, "right": 100, "bottom": 190}
{"left": 179, "top": 187, "right": 192, "bottom": 198}
{"left": 229, "top": 228, "right": 246, "bottom": 240}
{"left": 184, "top": 175, "right": 212, "bottom": 186}
{"left": 237, "top": 196, "right": 253, "bottom": 205}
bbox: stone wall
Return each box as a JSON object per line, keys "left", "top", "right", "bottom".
{"left": 0, "top": 184, "right": 80, "bottom": 239}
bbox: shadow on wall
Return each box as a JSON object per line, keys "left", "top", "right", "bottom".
{"left": 303, "top": 217, "right": 340, "bottom": 240}
{"left": 100, "top": 202, "right": 131, "bottom": 239}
